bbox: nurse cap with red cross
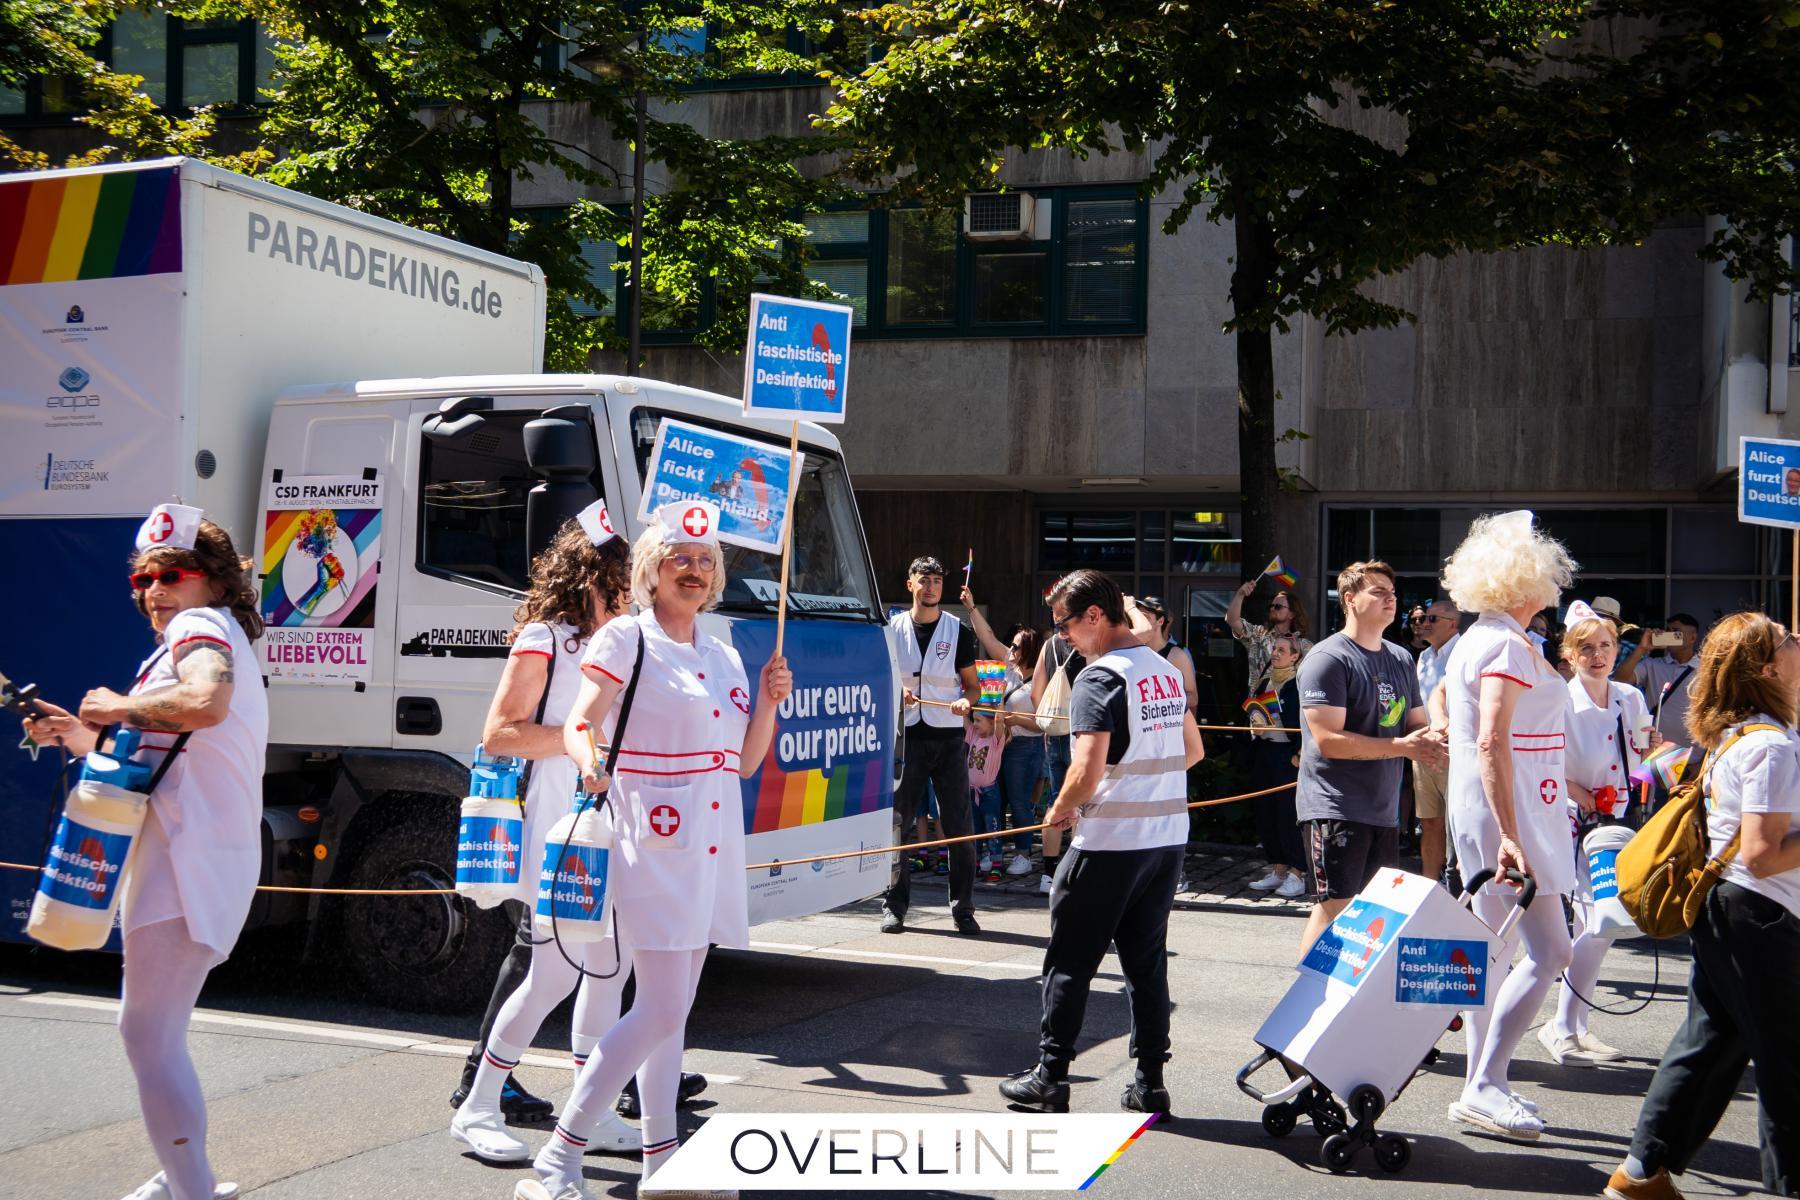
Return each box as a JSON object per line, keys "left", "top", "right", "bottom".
{"left": 654, "top": 499, "right": 721, "bottom": 550}
{"left": 134, "top": 503, "right": 204, "bottom": 553}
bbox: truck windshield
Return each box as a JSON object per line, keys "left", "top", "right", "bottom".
{"left": 631, "top": 409, "right": 881, "bottom": 621}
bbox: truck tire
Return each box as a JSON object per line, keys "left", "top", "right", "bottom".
{"left": 338, "top": 809, "right": 510, "bottom": 1013}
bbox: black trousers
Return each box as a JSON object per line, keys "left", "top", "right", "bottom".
{"left": 884, "top": 731, "right": 975, "bottom": 921}
{"left": 1038, "top": 845, "right": 1183, "bottom": 1076}
{"left": 1630, "top": 882, "right": 1800, "bottom": 1195}
{"left": 1249, "top": 738, "right": 1302, "bottom": 869}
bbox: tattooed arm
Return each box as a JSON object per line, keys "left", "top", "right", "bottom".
{"left": 79, "top": 640, "right": 236, "bottom": 732}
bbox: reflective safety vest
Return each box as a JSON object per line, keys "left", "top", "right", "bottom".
{"left": 1073, "top": 644, "right": 1189, "bottom": 852}
{"left": 890, "top": 610, "right": 965, "bottom": 730}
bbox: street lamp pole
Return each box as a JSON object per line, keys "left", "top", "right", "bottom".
{"left": 628, "top": 55, "right": 645, "bottom": 377}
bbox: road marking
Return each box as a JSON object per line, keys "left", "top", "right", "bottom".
{"left": 751, "top": 940, "right": 1049, "bottom": 973}
{"left": 10, "top": 996, "right": 752, "bottom": 1081}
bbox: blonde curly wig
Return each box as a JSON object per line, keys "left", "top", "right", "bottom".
{"left": 629, "top": 522, "right": 727, "bottom": 612}
{"left": 1441, "top": 511, "right": 1577, "bottom": 616}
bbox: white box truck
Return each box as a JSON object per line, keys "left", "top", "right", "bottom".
{"left": 0, "top": 159, "right": 899, "bottom": 1010}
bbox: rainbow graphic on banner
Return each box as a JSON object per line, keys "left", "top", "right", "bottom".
{"left": 261, "top": 506, "right": 381, "bottom": 626}
{"left": 745, "top": 748, "right": 887, "bottom": 836}
{"left": 1078, "top": 1115, "right": 1158, "bottom": 1190}
{"left": 0, "top": 166, "right": 182, "bottom": 285}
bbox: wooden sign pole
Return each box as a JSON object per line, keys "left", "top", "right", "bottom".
{"left": 774, "top": 419, "right": 800, "bottom": 658}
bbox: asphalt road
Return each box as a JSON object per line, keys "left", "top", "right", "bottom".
{"left": 0, "top": 875, "right": 1772, "bottom": 1200}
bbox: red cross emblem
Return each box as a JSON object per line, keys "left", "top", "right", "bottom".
{"left": 730, "top": 685, "right": 750, "bottom": 714}
{"left": 681, "top": 506, "right": 710, "bottom": 538}
{"left": 147, "top": 511, "right": 173, "bottom": 543}
{"left": 1391, "top": 874, "right": 1407, "bottom": 888}
{"left": 597, "top": 507, "right": 614, "bottom": 535}
{"left": 649, "top": 804, "right": 681, "bottom": 836}
{"left": 1539, "top": 778, "right": 1559, "bottom": 805}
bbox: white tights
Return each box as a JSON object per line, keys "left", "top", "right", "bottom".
{"left": 534, "top": 946, "right": 707, "bottom": 1190}
{"left": 1552, "top": 902, "right": 1611, "bottom": 1039}
{"left": 1462, "top": 889, "right": 1572, "bottom": 1108}
{"left": 119, "top": 918, "right": 221, "bottom": 1200}
{"left": 464, "top": 934, "right": 632, "bottom": 1114}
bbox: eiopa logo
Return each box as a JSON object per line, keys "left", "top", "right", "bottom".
{"left": 58, "top": 367, "right": 90, "bottom": 393}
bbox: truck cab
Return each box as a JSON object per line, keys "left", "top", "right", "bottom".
{"left": 255, "top": 375, "right": 900, "bottom": 1009}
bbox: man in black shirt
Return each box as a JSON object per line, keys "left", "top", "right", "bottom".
{"left": 883, "top": 556, "right": 982, "bottom": 935}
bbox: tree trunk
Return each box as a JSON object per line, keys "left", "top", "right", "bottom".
{"left": 1232, "top": 209, "right": 1279, "bottom": 589}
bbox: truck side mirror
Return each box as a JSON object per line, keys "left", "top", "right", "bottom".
{"left": 523, "top": 404, "right": 601, "bottom": 560}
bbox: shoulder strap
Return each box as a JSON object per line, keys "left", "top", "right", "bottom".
{"left": 144, "top": 731, "right": 192, "bottom": 794}
{"left": 1702, "top": 721, "right": 1785, "bottom": 867}
{"left": 603, "top": 628, "right": 649, "bottom": 778}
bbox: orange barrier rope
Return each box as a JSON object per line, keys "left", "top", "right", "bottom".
{"left": 0, "top": 783, "right": 1296, "bottom": 895}
{"left": 909, "top": 696, "right": 1302, "bottom": 734}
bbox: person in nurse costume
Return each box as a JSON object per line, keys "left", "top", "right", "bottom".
{"left": 1438, "top": 510, "right": 1578, "bottom": 1140}
{"left": 1539, "top": 601, "right": 1655, "bottom": 1069}
{"left": 451, "top": 501, "right": 643, "bottom": 1162}
{"left": 22, "top": 504, "right": 268, "bottom": 1200}
{"left": 516, "top": 499, "right": 790, "bottom": 1200}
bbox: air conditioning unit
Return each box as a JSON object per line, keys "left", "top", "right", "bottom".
{"left": 963, "top": 191, "right": 1037, "bottom": 240}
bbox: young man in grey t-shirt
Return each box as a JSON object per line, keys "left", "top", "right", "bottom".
{"left": 1295, "top": 561, "right": 1447, "bottom": 953}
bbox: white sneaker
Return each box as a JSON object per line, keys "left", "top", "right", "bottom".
{"left": 1276, "top": 874, "right": 1307, "bottom": 899}
{"left": 1006, "top": 854, "right": 1033, "bottom": 876}
{"left": 1576, "top": 1030, "right": 1625, "bottom": 1062}
{"left": 979, "top": 855, "right": 993, "bottom": 874}
{"left": 451, "top": 1107, "right": 532, "bottom": 1162}
{"left": 513, "top": 1179, "right": 591, "bottom": 1200}
{"left": 1248, "top": 871, "right": 1282, "bottom": 892}
{"left": 1537, "top": 1023, "right": 1597, "bottom": 1067}
{"left": 1038, "top": 874, "right": 1054, "bottom": 896}
{"left": 1447, "top": 1094, "right": 1544, "bottom": 1141}
{"left": 582, "top": 1108, "right": 642, "bottom": 1156}
{"left": 121, "top": 1175, "right": 239, "bottom": 1200}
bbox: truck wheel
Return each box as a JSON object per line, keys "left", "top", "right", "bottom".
{"left": 339, "top": 811, "right": 510, "bottom": 1013}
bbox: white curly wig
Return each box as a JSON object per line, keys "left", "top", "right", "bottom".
{"left": 1441, "top": 511, "right": 1576, "bottom": 616}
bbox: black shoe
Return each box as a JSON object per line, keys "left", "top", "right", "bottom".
{"left": 1000, "top": 1064, "right": 1070, "bottom": 1113}
{"left": 880, "top": 911, "right": 905, "bottom": 934}
{"left": 1121, "top": 1082, "right": 1172, "bottom": 1123}
{"left": 450, "top": 1065, "right": 554, "bottom": 1122}
{"left": 954, "top": 913, "right": 981, "bottom": 936}
{"left": 615, "top": 1072, "right": 709, "bottom": 1119}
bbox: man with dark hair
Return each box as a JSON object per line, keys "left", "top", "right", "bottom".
{"left": 883, "top": 555, "right": 982, "bottom": 935}
{"left": 1616, "top": 611, "right": 1704, "bottom": 744}
{"left": 1296, "top": 561, "right": 1446, "bottom": 953}
{"left": 999, "top": 569, "right": 1205, "bottom": 1119}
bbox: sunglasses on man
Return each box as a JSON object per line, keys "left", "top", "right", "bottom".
{"left": 129, "top": 567, "right": 207, "bottom": 591}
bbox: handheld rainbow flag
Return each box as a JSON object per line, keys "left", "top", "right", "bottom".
{"left": 974, "top": 659, "right": 1008, "bottom": 706}
{"left": 1242, "top": 688, "right": 1279, "bottom": 713}
{"left": 1630, "top": 742, "right": 1692, "bottom": 790}
{"left": 1263, "top": 556, "right": 1298, "bottom": 588}
{"left": 963, "top": 547, "right": 973, "bottom": 589}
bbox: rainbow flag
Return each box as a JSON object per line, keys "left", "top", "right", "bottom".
{"left": 1242, "top": 688, "right": 1278, "bottom": 712}
{"left": 1630, "top": 743, "right": 1692, "bottom": 790}
{"left": 0, "top": 166, "right": 182, "bottom": 285}
{"left": 974, "top": 659, "right": 1007, "bottom": 706}
{"left": 1263, "top": 555, "right": 1298, "bottom": 588}
{"left": 744, "top": 750, "right": 887, "bottom": 835}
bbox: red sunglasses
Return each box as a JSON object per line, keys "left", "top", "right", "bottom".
{"left": 130, "top": 567, "right": 207, "bottom": 591}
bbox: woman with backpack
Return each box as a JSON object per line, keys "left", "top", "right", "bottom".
{"left": 1605, "top": 611, "right": 1800, "bottom": 1200}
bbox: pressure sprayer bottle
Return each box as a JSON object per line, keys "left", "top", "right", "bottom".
{"left": 455, "top": 745, "right": 525, "bottom": 909}
{"left": 28, "top": 729, "right": 154, "bottom": 951}
{"left": 534, "top": 722, "right": 614, "bottom": 943}
{"left": 1582, "top": 823, "right": 1641, "bottom": 939}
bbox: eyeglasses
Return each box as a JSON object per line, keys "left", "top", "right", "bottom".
{"left": 1268, "top": 602, "right": 1290, "bottom": 611}
{"left": 668, "top": 552, "right": 716, "bottom": 572}
{"left": 1009, "top": 641, "right": 1031, "bottom": 654}
{"left": 1050, "top": 612, "right": 1079, "bottom": 635}
{"left": 1409, "top": 614, "right": 1444, "bottom": 626}
{"left": 129, "top": 567, "right": 206, "bottom": 591}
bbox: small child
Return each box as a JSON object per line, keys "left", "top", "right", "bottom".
{"left": 965, "top": 711, "right": 1005, "bottom": 878}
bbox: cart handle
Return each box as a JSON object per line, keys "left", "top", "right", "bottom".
{"left": 1235, "top": 1049, "right": 1315, "bottom": 1105}
{"left": 1459, "top": 867, "right": 1538, "bottom": 941}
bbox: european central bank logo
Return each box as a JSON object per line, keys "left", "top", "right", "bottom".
{"left": 66, "top": 305, "right": 85, "bottom": 324}
{"left": 58, "top": 367, "right": 90, "bottom": 393}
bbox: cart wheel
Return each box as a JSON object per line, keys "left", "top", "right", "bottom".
{"left": 1261, "top": 1103, "right": 1297, "bottom": 1138}
{"left": 1423, "top": 1047, "right": 1441, "bottom": 1067}
{"left": 1310, "top": 1096, "right": 1348, "bottom": 1136}
{"left": 1322, "top": 1133, "right": 1358, "bottom": 1173}
{"left": 1348, "top": 1083, "right": 1386, "bottom": 1125}
{"left": 1373, "top": 1134, "right": 1412, "bottom": 1173}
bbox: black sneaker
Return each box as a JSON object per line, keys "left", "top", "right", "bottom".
{"left": 880, "top": 911, "right": 905, "bottom": 934}
{"left": 1000, "top": 1064, "right": 1070, "bottom": 1113}
{"left": 448, "top": 1071, "right": 554, "bottom": 1121}
{"left": 1121, "top": 1082, "right": 1172, "bottom": 1123}
{"left": 614, "top": 1072, "right": 710, "bottom": 1119}
{"left": 954, "top": 913, "right": 982, "bottom": 936}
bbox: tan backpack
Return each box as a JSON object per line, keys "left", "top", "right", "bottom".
{"left": 1616, "top": 722, "right": 1779, "bottom": 938}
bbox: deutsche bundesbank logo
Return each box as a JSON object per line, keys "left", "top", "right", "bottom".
{"left": 65, "top": 305, "right": 85, "bottom": 324}
{"left": 58, "top": 367, "right": 91, "bottom": 393}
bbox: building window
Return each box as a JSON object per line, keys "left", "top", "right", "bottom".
{"left": 1, "top": 13, "right": 276, "bottom": 121}
{"left": 799, "top": 187, "right": 1147, "bottom": 341}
